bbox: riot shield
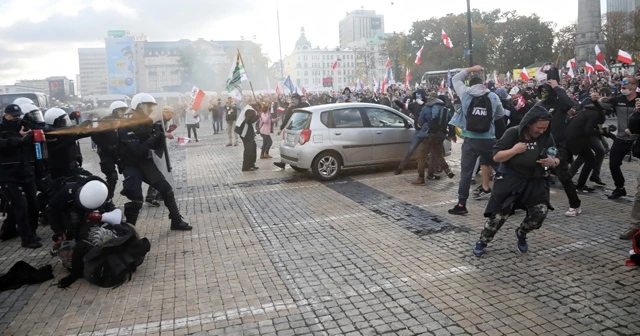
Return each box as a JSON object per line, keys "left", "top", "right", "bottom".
{"left": 149, "top": 110, "right": 175, "bottom": 190}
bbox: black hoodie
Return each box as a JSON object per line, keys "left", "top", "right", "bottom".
{"left": 493, "top": 105, "right": 555, "bottom": 178}
{"left": 535, "top": 84, "right": 573, "bottom": 145}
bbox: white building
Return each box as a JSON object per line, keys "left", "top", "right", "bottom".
{"left": 284, "top": 28, "right": 358, "bottom": 91}
{"left": 78, "top": 48, "right": 108, "bottom": 96}
{"left": 607, "top": 0, "right": 640, "bottom": 12}
{"left": 339, "top": 9, "right": 384, "bottom": 48}
{"left": 14, "top": 79, "right": 48, "bottom": 92}
{"left": 346, "top": 34, "right": 389, "bottom": 86}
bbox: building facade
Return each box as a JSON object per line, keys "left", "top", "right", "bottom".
{"left": 14, "top": 79, "right": 48, "bottom": 92}
{"left": 78, "top": 48, "right": 108, "bottom": 96}
{"left": 339, "top": 10, "right": 384, "bottom": 48}
{"left": 607, "top": 0, "right": 640, "bottom": 12}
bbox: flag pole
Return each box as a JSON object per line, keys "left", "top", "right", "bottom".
{"left": 238, "top": 48, "right": 258, "bottom": 102}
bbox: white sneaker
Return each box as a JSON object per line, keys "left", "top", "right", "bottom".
{"left": 565, "top": 207, "right": 582, "bottom": 217}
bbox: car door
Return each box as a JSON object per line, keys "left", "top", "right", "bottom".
{"left": 364, "top": 107, "right": 413, "bottom": 162}
{"left": 328, "top": 107, "right": 372, "bottom": 165}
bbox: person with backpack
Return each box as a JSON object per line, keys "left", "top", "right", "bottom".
{"left": 448, "top": 65, "right": 505, "bottom": 215}
{"left": 416, "top": 92, "right": 456, "bottom": 181}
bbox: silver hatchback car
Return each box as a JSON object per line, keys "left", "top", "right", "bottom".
{"left": 279, "top": 102, "right": 452, "bottom": 181}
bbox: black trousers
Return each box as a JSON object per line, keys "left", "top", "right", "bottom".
{"left": 186, "top": 124, "right": 198, "bottom": 141}
{"left": 551, "top": 146, "right": 581, "bottom": 209}
{"left": 242, "top": 138, "right": 257, "bottom": 170}
{"left": 98, "top": 155, "right": 118, "bottom": 200}
{"left": 609, "top": 138, "right": 634, "bottom": 188}
{"left": 1, "top": 180, "right": 39, "bottom": 244}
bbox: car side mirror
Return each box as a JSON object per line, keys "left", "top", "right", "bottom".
{"left": 405, "top": 121, "right": 413, "bottom": 129}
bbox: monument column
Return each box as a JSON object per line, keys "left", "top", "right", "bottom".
{"left": 575, "top": 0, "right": 606, "bottom": 67}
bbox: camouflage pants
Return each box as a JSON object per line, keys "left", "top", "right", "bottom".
{"left": 416, "top": 142, "right": 429, "bottom": 176}
{"left": 479, "top": 204, "right": 549, "bottom": 244}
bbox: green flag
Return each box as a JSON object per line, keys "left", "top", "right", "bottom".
{"left": 225, "top": 51, "right": 249, "bottom": 100}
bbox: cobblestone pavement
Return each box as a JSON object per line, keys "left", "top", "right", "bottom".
{"left": 0, "top": 121, "right": 639, "bottom": 336}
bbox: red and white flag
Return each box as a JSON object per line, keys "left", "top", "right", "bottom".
{"left": 519, "top": 67, "right": 530, "bottom": 81}
{"left": 177, "top": 137, "right": 191, "bottom": 145}
{"left": 618, "top": 49, "right": 633, "bottom": 64}
{"left": 584, "top": 62, "right": 595, "bottom": 74}
{"left": 385, "top": 57, "right": 391, "bottom": 68}
{"left": 439, "top": 78, "right": 445, "bottom": 89}
{"left": 414, "top": 46, "right": 424, "bottom": 65}
{"left": 595, "top": 45, "right": 605, "bottom": 63}
{"left": 441, "top": 29, "right": 453, "bottom": 48}
{"left": 276, "top": 84, "right": 281, "bottom": 95}
{"left": 332, "top": 58, "right": 339, "bottom": 70}
{"left": 190, "top": 86, "right": 206, "bottom": 111}
{"left": 566, "top": 67, "right": 575, "bottom": 79}
{"left": 404, "top": 68, "right": 412, "bottom": 88}
{"left": 565, "top": 58, "right": 576, "bottom": 69}
{"left": 595, "top": 59, "right": 610, "bottom": 73}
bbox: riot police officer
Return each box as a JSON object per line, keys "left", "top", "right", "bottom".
{"left": 91, "top": 101, "right": 127, "bottom": 207}
{"left": 43, "top": 108, "right": 92, "bottom": 179}
{"left": 0, "top": 104, "right": 42, "bottom": 248}
{"left": 118, "top": 93, "right": 191, "bottom": 230}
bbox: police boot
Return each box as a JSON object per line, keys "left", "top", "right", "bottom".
{"left": 124, "top": 203, "right": 140, "bottom": 226}
{"left": 164, "top": 192, "right": 192, "bottom": 231}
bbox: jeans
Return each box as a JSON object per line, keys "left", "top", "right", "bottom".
{"left": 213, "top": 117, "right": 224, "bottom": 134}
{"left": 397, "top": 135, "right": 424, "bottom": 171}
{"left": 458, "top": 138, "right": 498, "bottom": 205}
{"left": 570, "top": 136, "right": 605, "bottom": 180}
{"left": 227, "top": 121, "right": 238, "bottom": 145}
{"left": 261, "top": 134, "right": 273, "bottom": 155}
{"left": 186, "top": 124, "right": 198, "bottom": 141}
{"left": 609, "top": 138, "right": 634, "bottom": 188}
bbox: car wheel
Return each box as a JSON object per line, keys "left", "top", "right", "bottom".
{"left": 312, "top": 151, "right": 342, "bottom": 181}
{"left": 291, "top": 166, "right": 308, "bottom": 173}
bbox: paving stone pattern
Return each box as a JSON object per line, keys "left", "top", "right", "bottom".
{"left": 0, "top": 121, "right": 638, "bottom": 336}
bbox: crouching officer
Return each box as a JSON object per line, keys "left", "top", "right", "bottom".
{"left": 0, "top": 104, "right": 42, "bottom": 248}
{"left": 91, "top": 101, "right": 127, "bottom": 207}
{"left": 118, "top": 93, "right": 191, "bottom": 230}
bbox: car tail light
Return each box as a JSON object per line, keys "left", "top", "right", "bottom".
{"left": 299, "top": 129, "right": 311, "bottom": 145}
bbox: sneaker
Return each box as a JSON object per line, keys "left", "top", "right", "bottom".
{"left": 608, "top": 187, "right": 627, "bottom": 199}
{"left": 590, "top": 177, "right": 606, "bottom": 185}
{"left": 515, "top": 228, "right": 528, "bottom": 253}
{"left": 426, "top": 174, "right": 441, "bottom": 180}
{"left": 577, "top": 186, "right": 595, "bottom": 193}
{"left": 273, "top": 162, "right": 286, "bottom": 169}
{"left": 448, "top": 204, "right": 468, "bottom": 215}
{"left": 619, "top": 226, "right": 640, "bottom": 240}
{"left": 473, "top": 188, "right": 492, "bottom": 200}
{"left": 170, "top": 218, "right": 193, "bottom": 231}
{"left": 473, "top": 241, "right": 487, "bottom": 257}
{"left": 225, "top": 143, "right": 232, "bottom": 147}
{"left": 411, "top": 177, "right": 425, "bottom": 185}
{"left": 445, "top": 171, "right": 455, "bottom": 179}
{"left": 564, "top": 207, "right": 582, "bottom": 217}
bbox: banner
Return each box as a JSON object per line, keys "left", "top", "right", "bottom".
{"left": 48, "top": 79, "right": 66, "bottom": 100}
{"left": 105, "top": 37, "right": 136, "bottom": 95}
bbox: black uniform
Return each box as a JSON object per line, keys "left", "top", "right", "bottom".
{"left": 45, "top": 126, "right": 91, "bottom": 179}
{"left": 117, "top": 111, "right": 191, "bottom": 230}
{"left": 90, "top": 115, "right": 120, "bottom": 202}
{"left": 0, "top": 116, "right": 41, "bottom": 247}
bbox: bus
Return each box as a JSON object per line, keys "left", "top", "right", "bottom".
{"left": 0, "top": 92, "right": 50, "bottom": 110}
{"left": 420, "top": 69, "right": 463, "bottom": 88}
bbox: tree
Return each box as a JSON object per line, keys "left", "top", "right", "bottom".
{"left": 602, "top": 11, "right": 632, "bottom": 63}
{"left": 494, "top": 13, "right": 555, "bottom": 72}
{"left": 354, "top": 46, "right": 377, "bottom": 85}
{"left": 553, "top": 24, "right": 576, "bottom": 61}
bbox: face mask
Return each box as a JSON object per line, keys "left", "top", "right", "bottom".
{"left": 2, "top": 117, "right": 21, "bottom": 130}
{"left": 541, "top": 92, "right": 549, "bottom": 100}
{"left": 621, "top": 89, "right": 631, "bottom": 96}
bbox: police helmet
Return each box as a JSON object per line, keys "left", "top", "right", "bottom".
{"left": 130, "top": 93, "right": 157, "bottom": 110}
{"left": 108, "top": 101, "right": 128, "bottom": 117}
{"left": 19, "top": 103, "right": 45, "bottom": 124}
{"left": 76, "top": 178, "right": 109, "bottom": 211}
{"left": 13, "top": 97, "right": 34, "bottom": 105}
{"left": 44, "top": 108, "right": 72, "bottom": 127}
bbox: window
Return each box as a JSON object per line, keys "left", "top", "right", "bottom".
{"left": 286, "top": 112, "right": 311, "bottom": 130}
{"left": 364, "top": 108, "right": 406, "bottom": 128}
{"left": 332, "top": 108, "right": 364, "bottom": 128}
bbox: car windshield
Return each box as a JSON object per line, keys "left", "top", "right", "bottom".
{"left": 286, "top": 111, "right": 311, "bottom": 131}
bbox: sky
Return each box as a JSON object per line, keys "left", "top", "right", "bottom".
{"left": 0, "top": 0, "right": 601, "bottom": 85}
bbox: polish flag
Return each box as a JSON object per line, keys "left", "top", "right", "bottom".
{"left": 595, "top": 59, "right": 610, "bottom": 73}
{"left": 595, "top": 45, "right": 605, "bottom": 63}
{"left": 190, "top": 86, "right": 206, "bottom": 111}
{"left": 385, "top": 57, "right": 391, "bottom": 68}
{"left": 566, "top": 67, "right": 575, "bottom": 79}
{"left": 177, "top": 137, "right": 191, "bottom": 145}
{"left": 618, "top": 49, "right": 633, "bottom": 64}
{"left": 439, "top": 78, "right": 445, "bottom": 89}
{"left": 276, "top": 84, "right": 281, "bottom": 95}
{"left": 584, "top": 62, "right": 595, "bottom": 74}
{"left": 405, "top": 68, "right": 411, "bottom": 88}
{"left": 519, "top": 67, "right": 530, "bottom": 81}
{"left": 565, "top": 58, "right": 576, "bottom": 69}
{"left": 441, "top": 30, "right": 453, "bottom": 48}
{"left": 332, "top": 58, "right": 339, "bottom": 70}
{"left": 415, "top": 46, "right": 424, "bottom": 65}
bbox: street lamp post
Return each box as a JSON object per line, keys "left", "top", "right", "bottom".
{"left": 466, "top": 0, "right": 473, "bottom": 67}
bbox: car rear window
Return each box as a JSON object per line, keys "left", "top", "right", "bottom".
{"left": 286, "top": 111, "right": 312, "bottom": 131}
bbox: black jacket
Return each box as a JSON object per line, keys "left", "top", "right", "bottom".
{"left": 280, "top": 102, "right": 310, "bottom": 131}
{"left": 46, "top": 126, "right": 91, "bottom": 179}
{"left": 117, "top": 114, "right": 163, "bottom": 165}
{"left": 91, "top": 115, "right": 120, "bottom": 159}
{"left": 535, "top": 84, "right": 574, "bottom": 145}
{"left": 0, "top": 119, "right": 35, "bottom": 181}
{"left": 565, "top": 105, "right": 605, "bottom": 155}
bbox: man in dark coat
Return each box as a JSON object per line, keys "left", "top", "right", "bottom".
{"left": 472, "top": 106, "right": 558, "bottom": 257}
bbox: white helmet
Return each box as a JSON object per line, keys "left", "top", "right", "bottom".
{"left": 130, "top": 93, "right": 157, "bottom": 110}
{"left": 19, "top": 103, "right": 45, "bottom": 123}
{"left": 44, "top": 107, "right": 72, "bottom": 127}
{"left": 108, "top": 101, "right": 128, "bottom": 116}
{"left": 13, "top": 97, "right": 34, "bottom": 105}
{"left": 77, "top": 179, "right": 109, "bottom": 210}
